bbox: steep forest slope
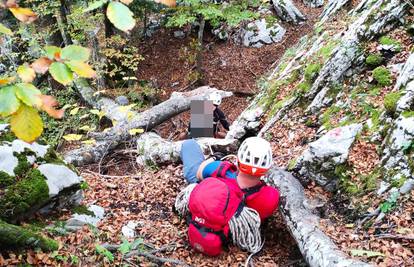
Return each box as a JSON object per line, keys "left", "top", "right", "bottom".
{"left": 0, "top": 0, "right": 413, "bottom": 266}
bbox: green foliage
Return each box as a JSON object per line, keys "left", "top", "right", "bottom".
{"left": 379, "top": 36, "right": 402, "bottom": 52}
{"left": 287, "top": 158, "right": 297, "bottom": 171}
{"left": 402, "top": 111, "right": 414, "bottom": 118}
{"left": 95, "top": 244, "right": 115, "bottom": 262}
{"left": 0, "top": 171, "right": 15, "bottom": 188}
{"left": 317, "top": 41, "right": 338, "bottom": 60}
{"left": 296, "top": 81, "right": 311, "bottom": 94}
{"left": 13, "top": 152, "right": 32, "bottom": 177}
{"left": 166, "top": 0, "right": 258, "bottom": 28}
{"left": 0, "top": 169, "right": 49, "bottom": 222}
{"left": 383, "top": 91, "right": 402, "bottom": 114}
{"left": 380, "top": 191, "right": 398, "bottom": 213}
{"left": 107, "top": 1, "right": 136, "bottom": 33}
{"left": 304, "top": 63, "right": 321, "bottom": 83}
{"left": 365, "top": 53, "right": 384, "bottom": 67}
{"left": 336, "top": 164, "right": 360, "bottom": 195}
{"left": 72, "top": 205, "right": 94, "bottom": 216}
{"left": 372, "top": 66, "right": 392, "bottom": 86}
{"left": 321, "top": 105, "right": 341, "bottom": 129}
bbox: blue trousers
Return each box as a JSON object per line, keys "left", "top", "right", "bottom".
{"left": 180, "top": 139, "right": 205, "bottom": 184}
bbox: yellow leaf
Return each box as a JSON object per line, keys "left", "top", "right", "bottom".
{"left": 10, "top": 104, "right": 43, "bottom": 143}
{"left": 63, "top": 134, "right": 83, "bottom": 141}
{"left": 129, "top": 128, "right": 144, "bottom": 135}
{"left": 81, "top": 139, "right": 96, "bottom": 145}
{"left": 70, "top": 107, "right": 81, "bottom": 115}
{"left": 90, "top": 109, "right": 105, "bottom": 119}
{"left": 17, "top": 65, "right": 36, "bottom": 82}
{"left": 0, "top": 23, "right": 13, "bottom": 35}
{"left": 9, "top": 7, "right": 37, "bottom": 23}
{"left": 79, "top": 125, "right": 92, "bottom": 131}
{"left": 120, "top": 0, "right": 134, "bottom": 4}
{"left": 65, "top": 61, "right": 96, "bottom": 78}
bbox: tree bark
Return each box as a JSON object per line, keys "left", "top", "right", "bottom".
{"left": 64, "top": 86, "right": 233, "bottom": 166}
{"left": 195, "top": 17, "right": 206, "bottom": 86}
{"left": 57, "top": 0, "right": 73, "bottom": 46}
{"left": 0, "top": 220, "right": 58, "bottom": 252}
{"left": 266, "top": 169, "right": 372, "bottom": 267}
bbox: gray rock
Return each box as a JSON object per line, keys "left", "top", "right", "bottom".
{"left": 11, "top": 139, "right": 49, "bottom": 158}
{"left": 38, "top": 164, "right": 84, "bottom": 197}
{"left": 295, "top": 124, "right": 363, "bottom": 189}
{"left": 121, "top": 221, "right": 139, "bottom": 238}
{"left": 303, "top": 0, "right": 324, "bottom": 8}
{"left": 212, "top": 27, "right": 229, "bottom": 40}
{"left": 241, "top": 19, "right": 286, "bottom": 48}
{"left": 66, "top": 205, "right": 105, "bottom": 231}
{"left": 400, "top": 179, "right": 414, "bottom": 195}
{"left": 272, "top": 0, "right": 306, "bottom": 24}
{"left": 115, "top": 95, "right": 129, "bottom": 106}
{"left": 0, "top": 145, "right": 18, "bottom": 176}
{"left": 0, "top": 124, "right": 8, "bottom": 132}
{"left": 319, "top": 0, "right": 350, "bottom": 24}
{"left": 173, "top": 30, "right": 185, "bottom": 39}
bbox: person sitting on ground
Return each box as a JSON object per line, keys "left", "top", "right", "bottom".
{"left": 179, "top": 136, "right": 280, "bottom": 220}
{"left": 174, "top": 137, "right": 280, "bottom": 256}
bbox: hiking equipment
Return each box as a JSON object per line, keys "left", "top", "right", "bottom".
{"left": 175, "top": 177, "right": 263, "bottom": 256}
{"left": 237, "top": 137, "right": 272, "bottom": 177}
{"left": 209, "top": 91, "right": 222, "bottom": 106}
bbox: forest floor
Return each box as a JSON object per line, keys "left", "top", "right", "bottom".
{"left": 3, "top": 0, "right": 413, "bottom": 266}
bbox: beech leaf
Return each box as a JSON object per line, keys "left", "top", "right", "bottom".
{"left": 39, "top": 95, "right": 64, "bottom": 119}
{"left": 14, "top": 83, "right": 42, "bottom": 107}
{"left": 49, "top": 62, "right": 74, "bottom": 85}
{"left": 44, "top": 46, "right": 62, "bottom": 60}
{"left": 0, "top": 85, "right": 20, "bottom": 116}
{"left": 65, "top": 61, "right": 96, "bottom": 78}
{"left": 9, "top": 7, "right": 37, "bottom": 23}
{"left": 31, "top": 57, "right": 52, "bottom": 74}
{"left": 0, "top": 23, "right": 13, "bottom": 35}
{"left": 61, "top": 45, "right": 91, "bottom": 61}
{"left": 84, "top": 0, "right": 108, "bottom": 13}
{"left": 10, "top": 104, "right": 43, "bottom": 143}
{"left": 106, "top": 2, "right": 136, "bottom": 33}
{"left": 17, "top": 65, "right": 36, "bottom": 82}
{"left": 63, "top": 134, "right": 83, "bottom": 141}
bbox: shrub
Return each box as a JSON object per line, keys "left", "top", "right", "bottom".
{"left": 365, "top": 53, "right": 384, "bottom": 67}
{"left": 383, "top": 91, "right": 402, "bottom": 114}
{"left": 372, "top": 66, "right": 392, "bottom": 86}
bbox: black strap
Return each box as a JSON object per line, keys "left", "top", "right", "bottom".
{"left": 189, "top": 219, "right": 228, "bottom": 246}
{"left": 242, "top": 183, "right": 264, "bottom": 198}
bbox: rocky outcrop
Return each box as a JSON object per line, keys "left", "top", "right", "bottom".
{"left": 272, "top": 0, "right": 307, "bottom": 24}
{"left": 303, "top": 0, "right": 324, "bottom": 8}
{"left": 0, "top": 124, "right": 83, "bottom": 223}
{"left": 241, "top": 18, "right": 286, "bottom": 48}
{"left": 294, "top": 124, "right": 363, "bottom": 190}
{"left": 319, "top": 0, "right": 350, "bottom": 24}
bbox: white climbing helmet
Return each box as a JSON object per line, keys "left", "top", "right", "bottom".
{"left": 237, "top": 137, "right": 273, "bottom": 177}
{"left": 209, "top": 91, "right": 222, "bottom": 106}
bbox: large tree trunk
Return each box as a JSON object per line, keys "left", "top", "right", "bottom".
{"left": 0, "top": 220, "right": 58, "bottom": 252}
{"left": 64, "top": 86, "right": 233, "bottom": 166}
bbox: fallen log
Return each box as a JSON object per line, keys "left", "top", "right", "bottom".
{"left": 64, "top": 87, "right": 232, "bottom": 166}
{"left": 0, "top": 220, "right": 58, "bottom": 252}
{"left": 136, "top": 132, "right": 239, "bottom": 166}
{"left": 266, "top": 168, "right": 371, "bottom": 267}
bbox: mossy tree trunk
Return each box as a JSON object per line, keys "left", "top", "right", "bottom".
{"left": 0, "top": 220, "right": 58, "bottom": 252}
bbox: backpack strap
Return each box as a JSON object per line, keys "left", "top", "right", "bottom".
{"left": 212, "top": 161, "right": 238, "bottom": 179}
{"left": 188, "top": 218, "right": 228, "bottom": 246}
{"left": 242, "top": 182, "right": 265, "bottom": 198}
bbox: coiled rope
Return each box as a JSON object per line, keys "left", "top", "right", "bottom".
{"left": 174, "top": 183, "right": 196, "bottom": 216}
{"left": 229, "top": 207, "right": 263, "bottom": 253}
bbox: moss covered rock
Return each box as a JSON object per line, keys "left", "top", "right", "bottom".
{"left": 372, "top": 66, "right": 392, "bottom": 86}
{"left": 366, "top": 53, "right": 384, "bottom": 67}
{"left": 383, "top": 91, "right": 402, "bottom": 114}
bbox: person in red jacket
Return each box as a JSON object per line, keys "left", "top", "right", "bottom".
{"left": 180, "top": 136, "right": 280, "bottom": 221}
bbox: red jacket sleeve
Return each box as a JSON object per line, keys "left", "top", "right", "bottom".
{"left": 245, "top": 185, "right": 280, "bottom": 221}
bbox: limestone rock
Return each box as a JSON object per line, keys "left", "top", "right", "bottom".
{"left": 65, "top": 205, "right": 105, "bottom": 231}
{"left": 319, "top": 0, "right": 350, "bottom": 24}
{"left": 303, "top": 0, "right": 324, "bottom": 8}
{"left": 241, "top": 18, "right": 286, "bottom": 48}
{"left": 272, "top": 0, "right": 307, "bottom": 24}
{"left": 115, "top": 95, "right": 129, "bottom": 106}
{"left": 121, "top": 221, "right": 139, "bottom": 238}
{"left": 295, "top": 124, "right": 363, "bottom": 190}
{"left": 0, "top": 145, "right": 18, "bottom": 176}
{"left": 38, "top": 164, "right": 84, "bottom": 198}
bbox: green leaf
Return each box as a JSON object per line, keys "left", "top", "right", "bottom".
{"left": 15, "top": 83, "right": 42, "bottom": 107}
{"left": 44, "top": 46, "right": 62, "bottom": 60}
{"left": 350, "top": 249, "right": 385, "bottom": 258}
{"left": 0, "top": 23, "right": 13, "bottom": 35}
{"left": 10, "top": 104, "right": 43, "bottom": 142}
{"left": 106, "top": 2, "right": 136, "bottom": 33}
{"left": 0, "top": 86, "right": 20, "bottom": 116}
{"left": 118, "top": 240, "right": 132, "bottom": 255}
{"left": 95, "top": 244, "right": 114, "bottom": 262}
{"left": 49, "top": 62, "right": 73, "bottom": 85}
{"left": 61, "top": 45, "right": 91, "bottom": 61}
{"left": 84, "top": 0, "right": 109, "bottom": 12}
{"left": 131, "top": 238, "right": 144, "bottom": 249}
